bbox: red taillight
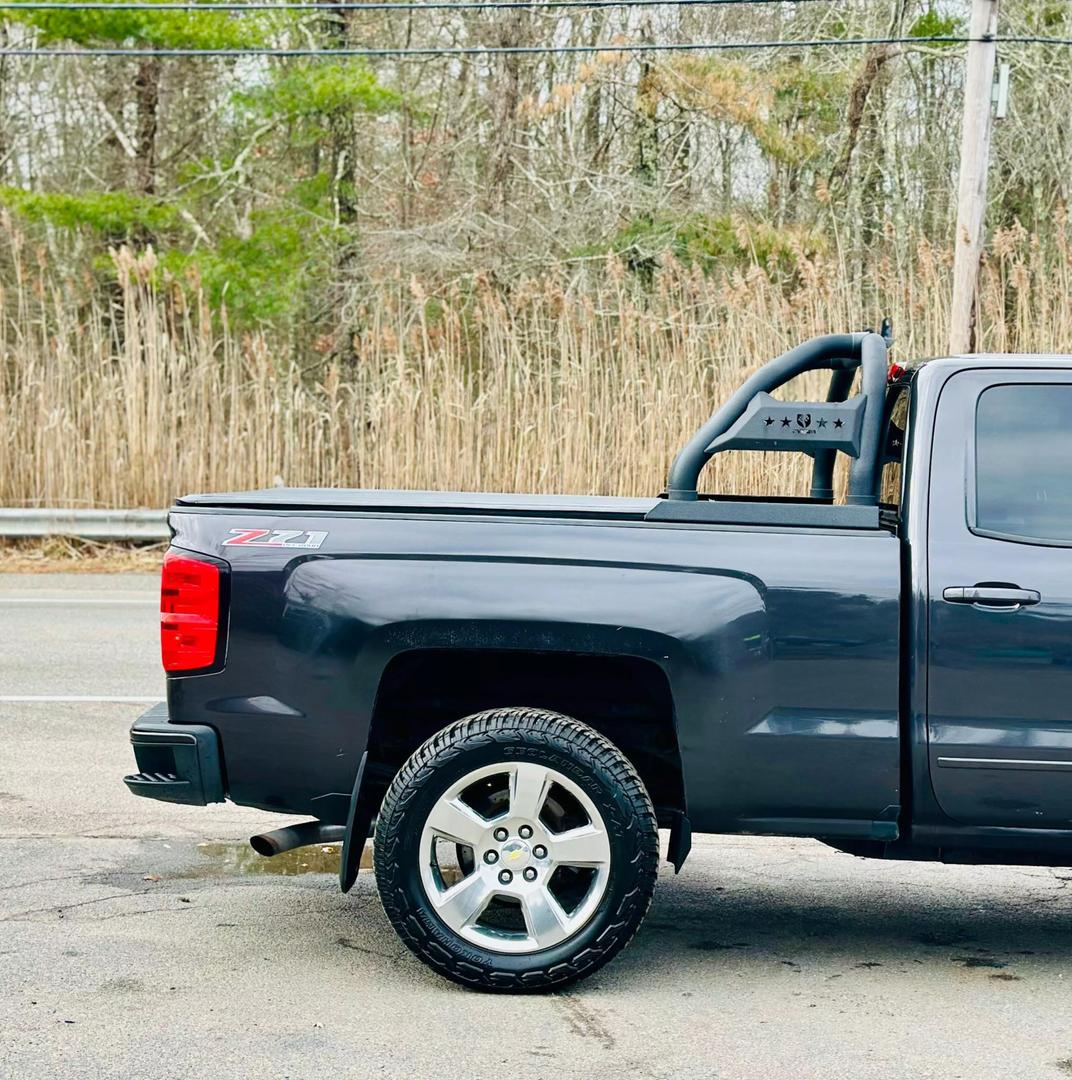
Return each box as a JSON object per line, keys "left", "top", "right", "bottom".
{"left": 160, "top": 552, "right": 221, "bottom": 672}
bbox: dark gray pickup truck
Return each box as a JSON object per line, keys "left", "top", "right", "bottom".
{"left": 124, "top": 332, "right": 1072, "bottom": 992}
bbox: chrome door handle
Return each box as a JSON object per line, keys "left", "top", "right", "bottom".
{"left": 942, "top": 585, "right": 1041, "bottom": 608}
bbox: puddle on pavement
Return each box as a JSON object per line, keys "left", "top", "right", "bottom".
{"left": 174, "top": 840, "right": 373, "bottom": 878}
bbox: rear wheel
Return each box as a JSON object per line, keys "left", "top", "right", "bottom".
{"left": 373, "top": 707, "right": 659, "bottom": 992}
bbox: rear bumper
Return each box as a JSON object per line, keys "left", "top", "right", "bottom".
{"left": 123, "top": 703, "right": 225, "bottom": 806}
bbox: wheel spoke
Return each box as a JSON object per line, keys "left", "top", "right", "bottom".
{"left": 549, "top": 824, "right": 610, "bottom": 868}
{"left": 520, "top": 887, "right": 571, "bottom": 949}
{"left": 432, "top": 870, "right": 493, "bottom": 930}
{"left": 509, "top": 762, "right": 552, "bottom": 823}
{"left": 425, "top": 797, "right": 488, "bottom": 847}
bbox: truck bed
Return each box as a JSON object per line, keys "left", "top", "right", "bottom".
{"left": 165, "top": 498, "right": 901, "bottom": 834}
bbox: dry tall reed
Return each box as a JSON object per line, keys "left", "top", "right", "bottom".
{"left": 3, "top": 219, "right": 1072, "bottom": 509}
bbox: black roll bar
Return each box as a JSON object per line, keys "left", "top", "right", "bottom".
{"left": 808, "top": 366, "right": 856, "bottom": 501}
{"left": 665, "top": 332, "right": 888, "bottom": 505}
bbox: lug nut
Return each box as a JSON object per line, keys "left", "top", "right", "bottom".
{"left": 518, "top": 824, "right": 533, "bottom": 839}
{"left": 498, "top": 869, "right": 513, "bottom": 885}
{"left": 484, "top": 850, "right": 499, "bottom": 864}
{"left": 533, "top": 845, "right": 547, "bottom": 859}
{"left": 523, "top": 867, "right": 537, "bottom": 882}
{"left": 493, "top": 827, "right": 509, "bottom": 842}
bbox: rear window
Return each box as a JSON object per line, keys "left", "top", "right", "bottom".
{"left": 880, "top": 385, "right": 910, "bottom": 510}
{"left": 975, "top": 383, "right": 1072, "bottom": 544}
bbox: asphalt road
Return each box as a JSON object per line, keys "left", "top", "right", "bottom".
{"left": 3, "top": 573, "right": 1072, "bottom": 1080}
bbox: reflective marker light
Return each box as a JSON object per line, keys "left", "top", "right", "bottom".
{"left": 160, "top": 552, "right": 221, "bottom": 672}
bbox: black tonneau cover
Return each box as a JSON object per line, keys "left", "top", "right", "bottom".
{"left": 176, "top": 488, "right": 660, "bottom": 520}
{"left": 176, "top": 488, "right": 884, "bottom": 529}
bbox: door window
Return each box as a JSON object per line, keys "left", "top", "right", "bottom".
{"left": 974, "top": 384, "right": 1072, "bottom": 544}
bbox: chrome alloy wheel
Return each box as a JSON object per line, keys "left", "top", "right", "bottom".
{"left": 418, "top": 761, "right": 612, "bottom": 954}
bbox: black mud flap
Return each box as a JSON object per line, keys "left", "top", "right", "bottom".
{"left": 667, "top": 811, "right": 692, "bottom": 873}
{"left": 339, "top": 752, "right": 375, "bottom": 893}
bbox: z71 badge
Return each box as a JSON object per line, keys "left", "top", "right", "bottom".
{"left": 223, "top": 528, "right": 328, "bottom": 550}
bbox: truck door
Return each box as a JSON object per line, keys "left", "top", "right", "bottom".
{"left": 927, "top": 368, "right": 1072, "bottom": 828}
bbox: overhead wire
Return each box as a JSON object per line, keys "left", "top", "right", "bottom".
{"left": 4, "top": 1, "right": 1069, "bottom": 59}
{"left": 0, "top": 0, "right": 846, "bottom": 9}
{"left": 0, "top": 36, "right": 1018, "bottom": 58}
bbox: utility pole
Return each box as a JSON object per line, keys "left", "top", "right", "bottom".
{"left": 949, "top": 0, "right": 1000, "bottom": 355}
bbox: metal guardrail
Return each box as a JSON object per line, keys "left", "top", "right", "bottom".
{"left": 0, "top": 508, "right": 169, "bottom": 541}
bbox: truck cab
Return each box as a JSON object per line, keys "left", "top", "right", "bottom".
{"left": 904, "top": 357, "right": 1072, "bottom": 852}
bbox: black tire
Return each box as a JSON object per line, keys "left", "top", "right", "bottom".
{"left": 373, "top": 707, "right": 659, "bottom": 993}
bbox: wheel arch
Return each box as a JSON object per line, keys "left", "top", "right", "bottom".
{"left": 362, "top": 646, "right": 686, "bottom": 825}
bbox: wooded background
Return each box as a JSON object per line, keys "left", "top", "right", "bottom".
{"left": 1, "top": 0, "right": 1070, "bottom": 506}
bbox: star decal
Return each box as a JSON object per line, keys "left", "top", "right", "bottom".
{"left": 833, "top": 418, "right": 844, "bottom": 429}
{"left": 781, "top": 416, "right": 791, "bottom": 427}
{"left": 764, "top": 416, "right": 775, "bottom": 427}
{"left": 817, "top": 418, "right": 828, "bottom": 428}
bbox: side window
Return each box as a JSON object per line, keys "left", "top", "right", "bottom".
{"left": 975, "top": 383, "right": 1072, "bottom": 543}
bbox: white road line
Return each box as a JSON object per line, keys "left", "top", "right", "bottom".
{"left": 0, "top": 598, "right": 157, "bottom": 606}
{"left": 0, "top": 695, "right": 162, "bottom": 703}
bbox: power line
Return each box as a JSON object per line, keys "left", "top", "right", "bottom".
{"left": 3, "top": 31, "right": 1070, "bottom": 58}
{"left": 1003, "top": 35, "right": 1072, "bottom": 46}
{"left": 0, "top": 0, "right": 836, "bottom": 8}
{"left": 0, "top": 35, "right": 984, "bottom": 57}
